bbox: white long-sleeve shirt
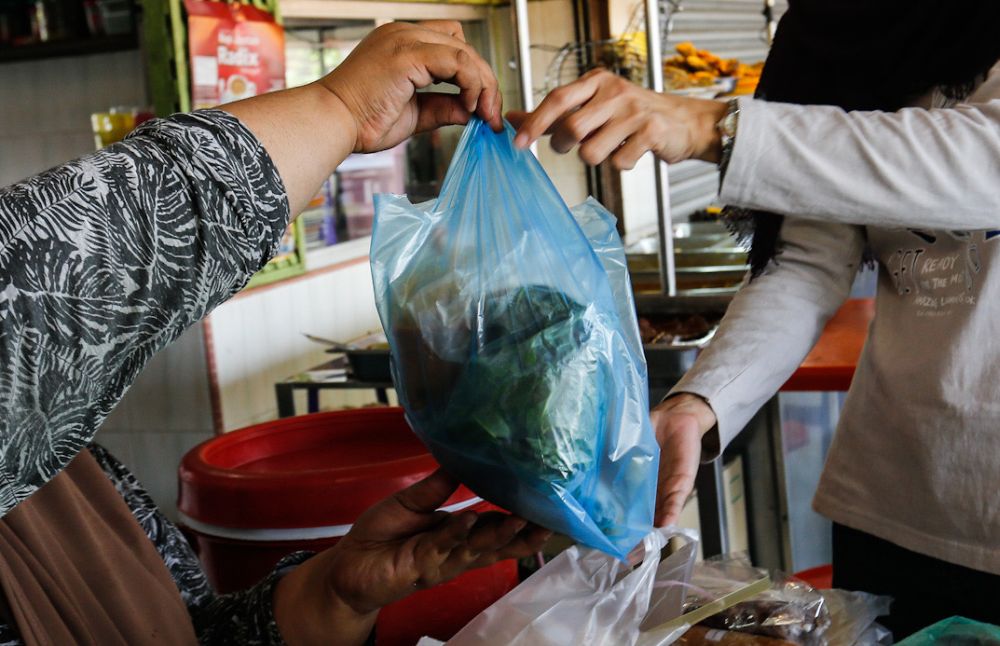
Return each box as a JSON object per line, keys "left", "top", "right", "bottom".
{"left": 671, "top": 61, "right": 1000, "bottom": 573}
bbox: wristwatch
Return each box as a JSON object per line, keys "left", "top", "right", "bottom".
{"left": 716, "top": 98, "right": 740, "bottom": 177}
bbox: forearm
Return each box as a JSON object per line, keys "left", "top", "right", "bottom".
{"left": 223, "top": 82, "right": 355, "bottom": 217}
{"left": 272, "top": 549, "right": 377, "bottom": 646}
{"left": 669, "top": 218, "right": 864, "bottom": 451}
{"left": 721, "top": 96, "right": 1000, "bottom": 229}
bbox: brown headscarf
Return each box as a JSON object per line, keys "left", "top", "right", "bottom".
{"left": 0, "top": 450, "right": 197, "bottom": 645}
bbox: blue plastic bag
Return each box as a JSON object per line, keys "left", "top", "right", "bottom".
{"left": 370, "top": 118, "right": 658, "bottom": 559}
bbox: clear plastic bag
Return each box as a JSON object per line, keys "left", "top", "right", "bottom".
{"left": 897, "top": 616, "right": 1000, "bottom": 645}
{"left": 820, "top": 590, "right": 892, "bottom": 646}
{"left": 683, "top": 557, "right": 890, "bottom": 646}
{"left": 371, "top": 118, "right": 658, "bottom": 559}
{"left": 854, "top": 622, "right": 892, "bottom": 645}
{"left": 445, "top": 528, "right": 699, "bottom": 646}
{"left": 676, "top": 626, "right": 800, "bottom": 645}
{"left": 688, "top": 562, "right": 829, "bottom": 645}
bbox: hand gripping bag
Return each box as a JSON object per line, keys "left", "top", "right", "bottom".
{"left": 370, "top": 118, "right": 658, "bottom": 558}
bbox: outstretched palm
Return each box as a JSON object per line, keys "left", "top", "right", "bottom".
{"left": 327, "top": 470, "right": 549, "bottom": 614}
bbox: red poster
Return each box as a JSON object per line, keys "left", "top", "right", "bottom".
{"left": 185, "top": 0, "right": 285, "bottom": 109}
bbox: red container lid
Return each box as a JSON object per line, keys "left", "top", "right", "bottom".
{"left": 178, "top": 407, "right": 474, "bottom": 530}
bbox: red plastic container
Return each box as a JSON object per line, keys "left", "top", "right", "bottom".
{"left": 793, "top": 564, "right": 833, "bottom": 589}
{"left": 178, "top": 407, "right": 518, "bottom": 645}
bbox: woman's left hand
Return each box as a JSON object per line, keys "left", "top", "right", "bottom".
{"left": 273, "top": 470, "right": 550, "bottom": 646}
{"left": 507, "top": 68, "right": 727, "bottom": 169}
{"left": 327, "top": 469, "right": 549, "bottom": 612}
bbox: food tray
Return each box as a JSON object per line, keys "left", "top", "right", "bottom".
{"left": 630, "top": 266, "right": 748, "bottom": 294}
{"left": 325, "top": 331, "right": 392, "bottom": 383}
{"left": 627, "top": 222, "right": 749, "bottom": 295}
{"left": 628, "top": 251, "right": 748, "bottom": 271}
{"left": 626, "top": 222, "right": 740, "bottom": 254}
{"left": 635, "top": 293, "right": 732, "bottom": 385}
{"left": 666, "top": 77, "right": 737, "bottom": 100}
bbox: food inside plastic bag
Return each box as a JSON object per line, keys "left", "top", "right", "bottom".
{"left": 421, "top": 284, "right": 599, "bottom": 487}
{"left": 676, "top": 626, "right": 797, "bottom": 645}
{"left": 896, "top": 616, "right": 1000, "bottom": 645}
{"left": 697, "top": 581, "right": 829, "bottom": 645}
{"left": 371, "top": 118, "right": 658, "bottom": 559}
{"left": 682, "top": 557, "right": 890, "bottom": 646}
{"left": 440, "top": 530, "right": 850, "bottom": 646}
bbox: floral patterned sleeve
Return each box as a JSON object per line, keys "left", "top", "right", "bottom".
{"left": 0, "top": 109, "right": 289, "bottom": 516}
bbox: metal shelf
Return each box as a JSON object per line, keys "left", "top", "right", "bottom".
{"left": 0, "top": 33, "right": 138, "bottom": 64}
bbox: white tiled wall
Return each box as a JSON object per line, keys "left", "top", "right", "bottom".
{"left": 0, "top": 50, "right": 147, "bottom": 186}
{"left": 621, "top": 154, "right": 661, "bottom": 245}
{"left": 99, "top": 323, "right": 216, "bottom": 520}
{"left": 208, "top": 260, "right": 386, "bottom": 432}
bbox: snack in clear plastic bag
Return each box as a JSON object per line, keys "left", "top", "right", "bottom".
{"left": 699, "top": 580, "right": 829, "bottom": 645}
{"left": 371, "top": 118, "right": 658, "bottom": 559}
{"left": 689, "top": 569, "right": 829, "bottom": 644}
{"left": 682, "top": 557, "right": 890, "bottom": 646}
{"left": 676, "top": 626, "right": 797, "bottom": 645}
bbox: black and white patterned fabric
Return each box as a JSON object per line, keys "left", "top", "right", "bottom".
{"left": 0, "top": 109, "right": 288, "bottom": 514}
{"left": 0, "top": 110, "right": 301, "bottom": 643}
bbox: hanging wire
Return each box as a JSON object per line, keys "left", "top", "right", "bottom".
{"left": 538, "top": 0, "right": 687, "bottom": 95}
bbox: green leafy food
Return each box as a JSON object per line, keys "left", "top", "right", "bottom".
{"left": 400, "top": 285, "right": 603, "bottom": 489}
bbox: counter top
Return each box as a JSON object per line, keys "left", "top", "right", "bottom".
{"left": 782, "top": 298, "right": 875, "bottom": 392}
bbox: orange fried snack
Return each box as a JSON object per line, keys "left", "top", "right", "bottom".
{"left": 661, "top": 42, "right": 763, "bottom": 90}
{"left": 675, "top": 41, "right": 698, "bottom": 57}
{"left": 691, "top": 71, "right": 717, "bottom": 86}
{"left": 685, "top": 54, "right": 712, "bottom": 71}
{"left": 718, "top": 58, "right": 740, "bottom": 76}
